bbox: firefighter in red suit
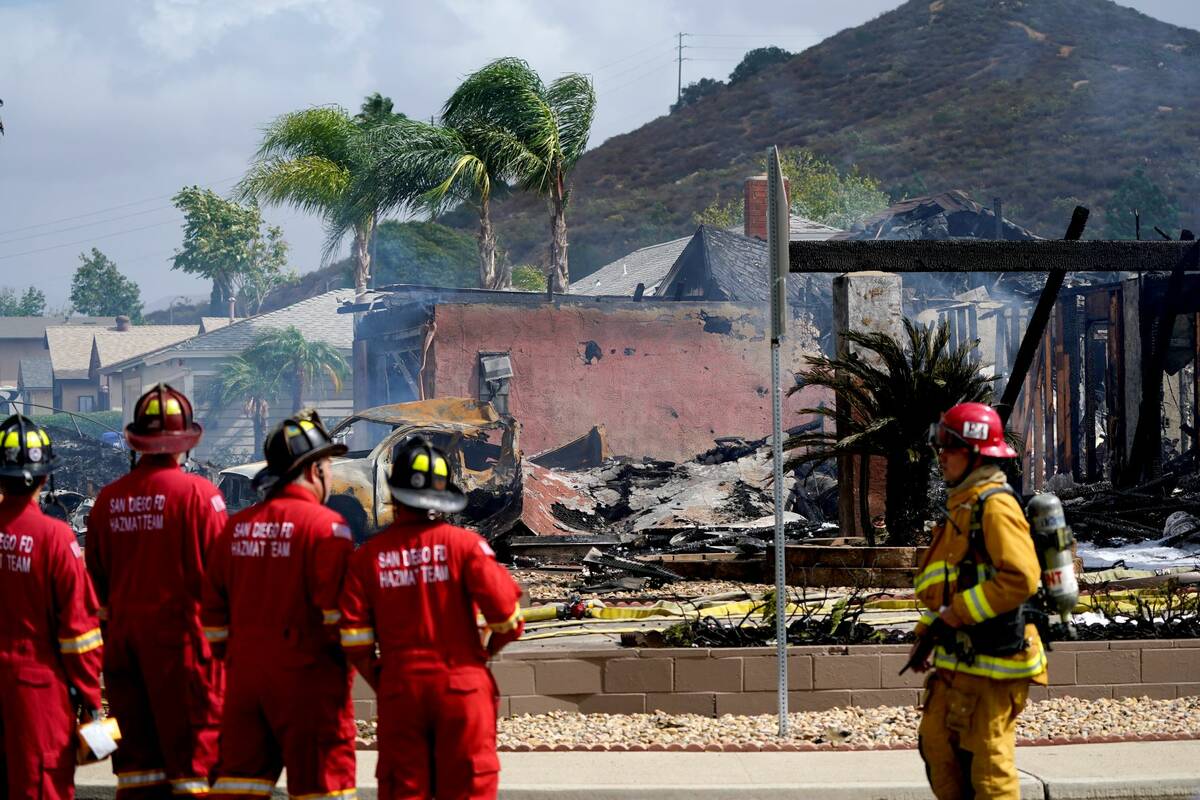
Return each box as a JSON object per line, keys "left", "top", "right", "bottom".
{"left": 0, "top": 415, "right": 104, "bottom": 799}
{"left": 202, "top": 411, "right": 356, "bottom": 800}
{"left": 340, "top": 438, "right": 523, "bottom": 800}
{"left": 86, "top": 385, "right": 226, "bottom": 798}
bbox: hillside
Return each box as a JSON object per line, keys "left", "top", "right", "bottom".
{"left": 483, "top": 0, "right": 1200, "bottom": 280}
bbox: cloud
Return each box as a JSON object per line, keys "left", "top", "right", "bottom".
{"left": 136, "top": 0, "right": 379, "bottom": 61}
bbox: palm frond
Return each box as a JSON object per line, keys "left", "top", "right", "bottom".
{"left": 237, "top": 156, "right": 351, "bottom": 214}
{"left": 254, "top": 106, "right": 357, "bottom": 164}
{"left": 546, "top": 72, "right": 597, "bottom": 167}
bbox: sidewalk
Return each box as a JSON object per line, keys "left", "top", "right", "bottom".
{"left": 75, "top": 740, "right": 1200, "bottom": 799}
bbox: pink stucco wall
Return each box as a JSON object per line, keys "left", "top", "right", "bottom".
{"left": 428, "top": 302, "right": 824, "bottom": 461}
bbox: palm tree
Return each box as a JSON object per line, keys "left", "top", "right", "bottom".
{"left": 784, "top": 319, "right": 996, "bottom": 546}
{"left": 215, "top": 355, "right": 282, "bottom": 454}
{"left": 355, "top": 92, "right": 395, "bottom": 127}
{"left": 239, "top": 95, "right": 401, "bottom": 297}
{"left": 243, "top": 326, "right": 349, "bottom": 413}
{"left": 443, "top": 58, "right": 596, "bottom": 293}
{"left": 350, "top": 117, "right": 511, "bottom": 288}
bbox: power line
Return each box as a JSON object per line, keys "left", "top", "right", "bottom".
{"left": 0, "top": 218, "right": 182, "bottom": 261}
{"left": 0, "top": 205, "right": 177, "bottom": 246}
{"left": 597, "top": 52, "right": 675, "bottom": 83}
{"left": 598, "top": 56, "right": 677, "bottom": 93}
{"left": 686, "top": 32, "right": 823, "bottom": 39}
{"left": 0, "top": 175, "right": 239, "bottom": 236}
{"left": 590, "top": 36, "right": 675, "bottom": 72}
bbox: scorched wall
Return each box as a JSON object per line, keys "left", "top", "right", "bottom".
{"left": 426, "top": 301, "right": 821, "bottom": 461}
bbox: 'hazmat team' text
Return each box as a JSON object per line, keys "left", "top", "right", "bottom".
{"left": 377, "top": 545, "right": 449, "bottom": 588}
{"left": 0, "top": 532, "right": 33, "bottom": 573}
{"left": 231, "top": 520, "right": 295, "bottom": 558}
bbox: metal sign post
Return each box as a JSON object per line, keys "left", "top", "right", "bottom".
{"left": 767, "top": 145, "right": 789, "bottom": 738}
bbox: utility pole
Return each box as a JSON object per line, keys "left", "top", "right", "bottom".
{"left": 677, "top": 32, "right": 686, "bottom": 104}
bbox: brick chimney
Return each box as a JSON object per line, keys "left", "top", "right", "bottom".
{"left": 743, "top": 175, "right": 790, "bottom": 240}
{"left": 115, "top": 315, "right": 131, "bottom": 332}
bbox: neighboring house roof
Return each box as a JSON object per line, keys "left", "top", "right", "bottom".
{"left": 100, "top": 290, "right": 356, "bottom": 374}
{"left": 658, "top": 225, "right": 825, "bottom": 306}
{"left": 199, "top": 317, "right": 240, "bottom": 335}
{"left": 45, "top": 325, "right": 116, "bottom": 381}
{"left": 0, "top": 316, "right": 115, "bottom": 340}
{"left": 89, "top": 326, "right": 198, "bottom": 379}
{"left": 572, "top": 215, "right": 841, "bottom": 297}
{"left": 570, "top": 236, "right": 692, "bottom": 297}
{"left": 17, "top": 358, "right": 52, "bottom": 390}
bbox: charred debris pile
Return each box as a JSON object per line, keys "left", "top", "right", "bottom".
{"left": 491, "top": 439, "right": 839, "bottom": 589}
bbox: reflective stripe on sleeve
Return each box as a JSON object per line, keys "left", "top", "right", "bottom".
{"left": 170, "top": 778, "right": 211, "bottom": 795}
{"left": 962, "top": 584, "right": 997, "bottom": 623}
{"left": 918, "top": 609, "right": 938, "bottom": 627}
{"left": 211, "top": 777, "right": 275, "bottom": 796}
{"left": 323, "top": 609, "right": 342, "bottom": 625}
{"left": 203, "top": 626, "right": 229, "bottom": 643}
{"left": 292, "top": 788, "right": 357, "bottom": 800}
{"left": 914, "top": 561, "right": 959, "bottom": 593}
{"left": 117, "top": 770, "right": 169, "bottom": 789}
{"left": 59, "top": 627, "right": 102, "bottom": 654}
{"left": 488, "top": 605, "right": 521, "bottom": 633}
{"left": 339, "top": 627, "right": 375, "bottom": 647}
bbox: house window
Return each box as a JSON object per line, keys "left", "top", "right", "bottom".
{"left": 478, "top": 352, "right": 512, "bottom": 415}
{"left": 77, "top": 395, "right": 96, "bottom": 413}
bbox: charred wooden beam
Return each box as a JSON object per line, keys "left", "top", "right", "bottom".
{"left": 787, "top": 236, "right": 1195, "bottom": 274}
{"left": 996, "top": 207, "right": 1090, "bottom": 425}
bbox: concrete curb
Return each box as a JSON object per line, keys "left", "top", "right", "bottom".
{"left": 74, "top": 741, "right": 1200, "bottom": 800}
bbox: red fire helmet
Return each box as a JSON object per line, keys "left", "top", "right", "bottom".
{"left": 930, "top": 402, "right": 1018, "bottom": 458}
{"left": 125, "top": 383, "right": 203, "bottom": 454}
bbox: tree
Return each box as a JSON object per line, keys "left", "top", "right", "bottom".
{"left": 511, "top": 265, "right": 547, "bottom": 291}
{"left": 70, "top": 249, "right": 143, "bottom": 320}
{"left": 355, "top": 92, "right": 400, "bottom": 127}
{"left": 171, "top": 187, "right": 291, "bottom": 316}
{"left": 242, "top": 326, "right": 348, "bottom": 413}
{"left": 443, "top": 58, "right": 596, "bottom": 293}
{"left": 784, "top": 319, "right": 995, "bottom": 546}
{"left": 1103, "top": 168, "right": 1180, "bottom": 239}
{"left": 214, "top": 355, "right": 281, "bottom": 453}
{"left": 353, "top": 118, "right": 513, "bottom": 288}
{"left": 695, "top": 148, "right": 889, "bottom": 231}
{"left": 240, "top": 96, "right": 401, "bottom": 297}
{"left": 728, "top": 47, "right": 792, "bottom": 85}
{"left": 0, "top": 286, "right": 45, "bottom": 316}
{"left": 670, "top": 78, "right": 724, "bottom": 113}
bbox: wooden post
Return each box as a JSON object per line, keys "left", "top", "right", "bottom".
{"left": 1194, "top": 312, "right": 1200, "bottom": 456}
{"left": 1108, "top": 289, "right": 1126, "bottom": 482}
{"left": 1043, "top": 326, "right": 1056, "bottom": 479}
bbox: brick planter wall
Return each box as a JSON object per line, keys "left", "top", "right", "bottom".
{"left": 349, "top": 640, "right": 1200, "bottom": 718}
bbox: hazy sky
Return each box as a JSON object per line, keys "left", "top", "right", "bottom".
{"left": 2, "top": 0, "right": 1199, "bottom": 310}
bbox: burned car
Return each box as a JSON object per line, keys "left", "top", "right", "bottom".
{"left": 216, "top": 398, "right": 520, "bottom": 543}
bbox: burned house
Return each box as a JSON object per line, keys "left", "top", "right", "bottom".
{"left": 348, "top": 287, "right": 823, "bottom": 462}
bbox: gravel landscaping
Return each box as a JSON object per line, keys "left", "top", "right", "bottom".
{"left": 355, "top": 696, "right": 1200, "bottom": 750}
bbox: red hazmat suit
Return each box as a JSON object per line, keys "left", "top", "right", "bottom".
{"left": 202, "top": 483, "right": 355, "bottom": 800}
{"left": 0, "top": 495, "right": 103, "bottom": 800}
{"left": 340, "top": 518, "right": 523, "bottom": 800}
{"left": 87, "top": 460, "right": 227, "bottom": 797}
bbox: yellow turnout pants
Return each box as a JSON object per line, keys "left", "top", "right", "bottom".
{"left": 918, "top": 669, "right": 1029, "bottom": 800}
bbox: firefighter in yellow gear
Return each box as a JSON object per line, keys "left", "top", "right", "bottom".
{"left": 910, "top": 402, "right": 1047, "bottom": 800}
